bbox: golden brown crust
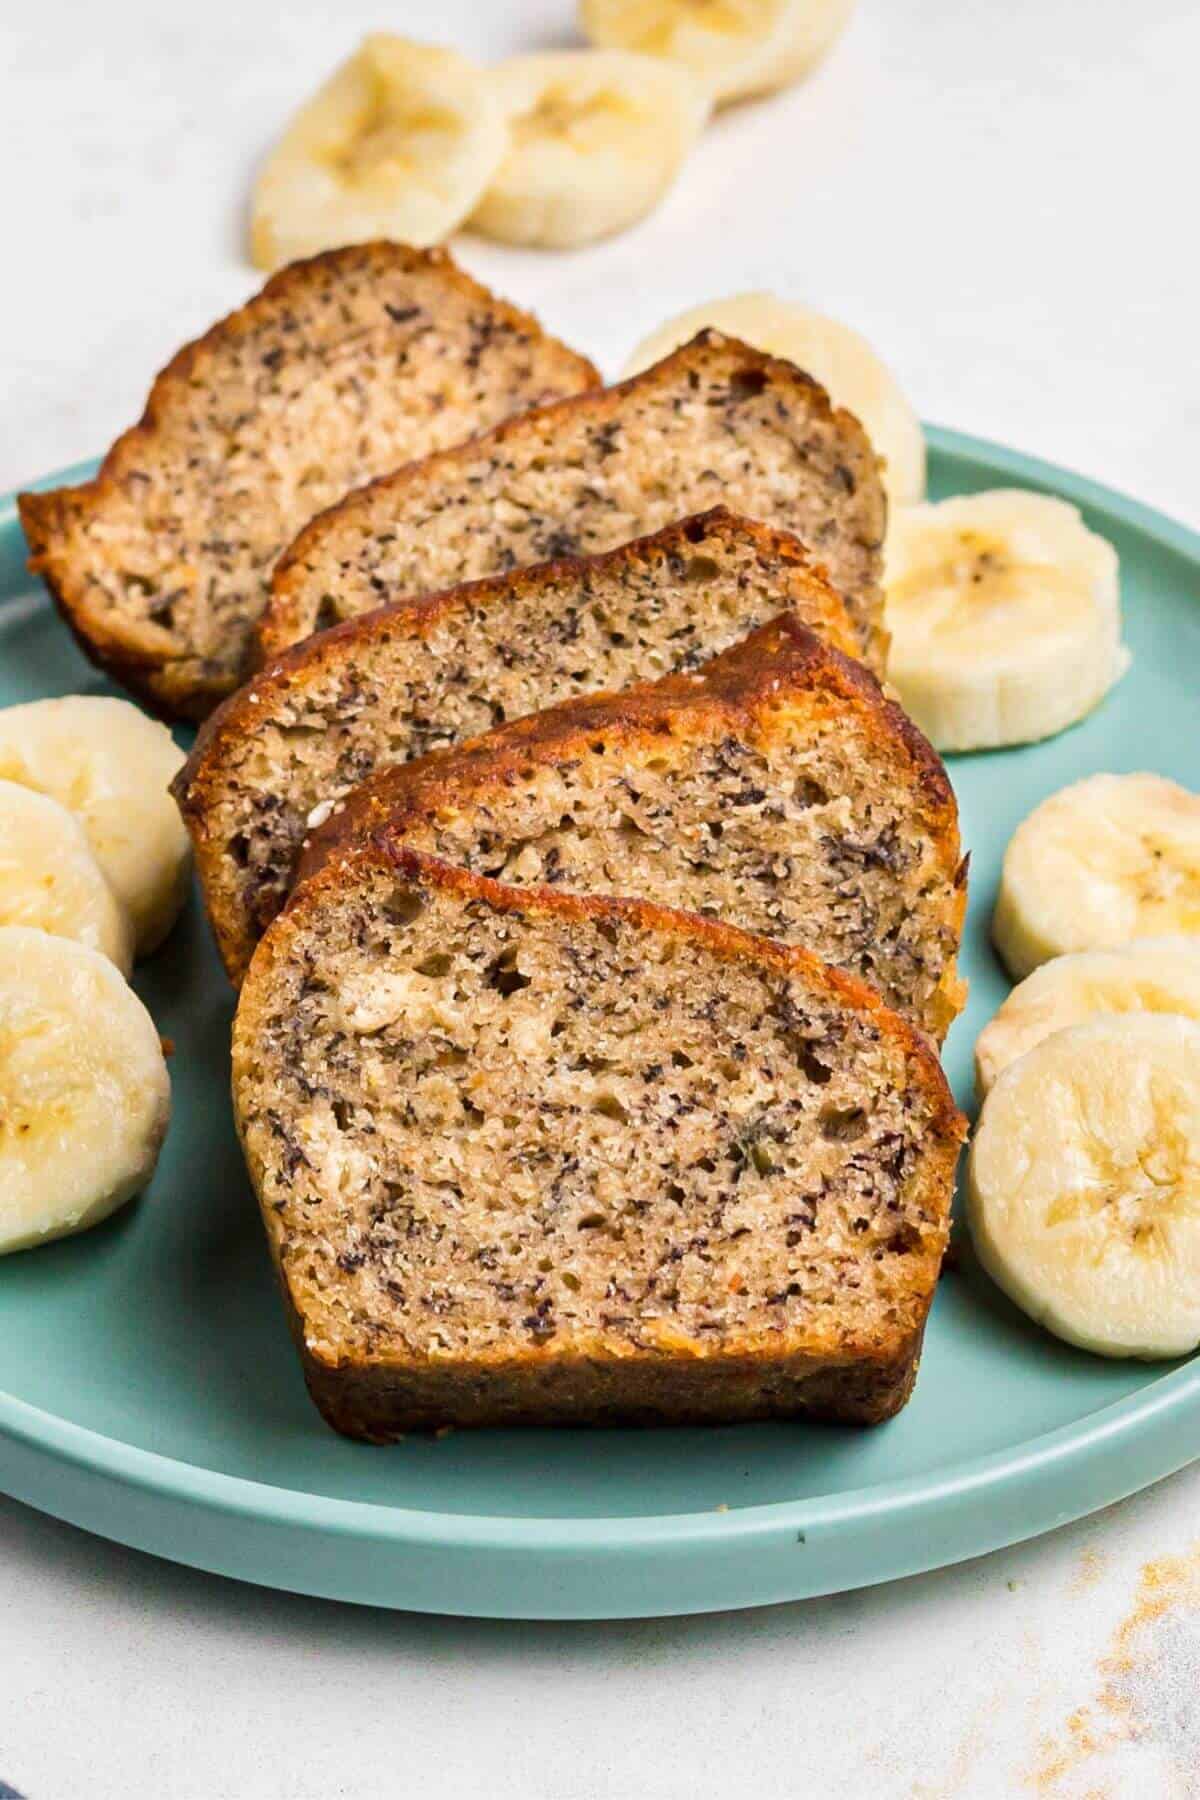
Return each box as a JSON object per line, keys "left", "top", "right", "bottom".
{"left": 238, "top": 849, "right": 964, "bottom": 1435}
{"left": 291, "top": 611, "right": 967, "bottom": 1040}
{"left": 270, "top": 330, "right": 842, "bottom": 600}
{"left": 299, "top": 611, "right": 957, "bottom": 884}
{"left": 295, "top": 1318, "right": 928, "bottom": 1435}
{"left": 18, "top": 243, "right": 599, "bottom": 722}
{"left": 174, "top": 508, "right": 863, "bottom": 983}
{"left": 180, "top": 505, "right": 857, "bottom": 789}
{"left": 259, "top": 329, "right": 888, "bottom": 666}
{"left": 18, "top": 488, "right": 210, "bottom": 723}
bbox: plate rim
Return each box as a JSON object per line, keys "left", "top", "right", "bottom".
{"left": 2, "top": 429, "right": 1199, "bottom": 1611}
{"left": 2, "top": 1349, "right": 1199, "bottom": 1551}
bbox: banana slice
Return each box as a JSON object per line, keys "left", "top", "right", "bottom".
{"left": 250, "top": 36, "right": 509, "bottom": 270}
{"left": 621, "top": 292, "right": 924, "bottom": 505}
{"left": 0, "top": 696, "right": 191, "bottom": 958}
{"left": 0, "top": 782, "right": 132, "bottom": 975}
{"left": 976, "top": 937, "right": 1200, "bottom": 1096}
{"left": 994, "top": 774, "right": 1200, "bottom": 981}
{"left": 884, "top": 490, "right": 1128, "bottom": 753}
{"left": 470, "top": 51, "right": 709, "bottom": 249}
{"left": 968, "top": 1014, "right": 1200, "bottom": 1358}
{"left": 579, "top": 0, "right": 856, "bottom": 105}
{"left": 0, "top": 927, "right": 170, "bottom": 1255}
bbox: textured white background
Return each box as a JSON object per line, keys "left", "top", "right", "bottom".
{"left": 2, "top": 2, "right": 1199, "bottom": 1796}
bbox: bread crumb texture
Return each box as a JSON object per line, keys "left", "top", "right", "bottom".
{"left": 177, "top": 509, "right": 864, "bottom": 982}
{"left": 233, "top": 851, "right": 963, "bottom": 1435}
{"left": 302, "top": 613, "right": 966, "bottom": 1039}
{"left": 262, "top": 330, "right": 887, "bottom": 669}
{"left": 17, "top": 244, "right": 597, "bottom": 719}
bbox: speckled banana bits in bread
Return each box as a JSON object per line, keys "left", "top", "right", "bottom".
{"left": 174, "top": 508, "right": 862, "bottom": 984}
{"left": 233, "top": 848, "right": 965, "bottom": 1437}
{"left": 259, "top": 330, "right": 888, "bottom": 670}
{"left": 17, "top": 243, "right": 598, "bottom": 721}
{"left": 301, "top": 616, "right": 967, "bottom": 1040}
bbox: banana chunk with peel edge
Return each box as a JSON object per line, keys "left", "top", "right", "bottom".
{"left": 884, "top": 491, "right": 1128, "bottom": 753}
{"left": 470, "top": 51, "right": 710, "bottom": 250}
{"left": 0, "top": 781, "right": 132, "bottom": 975}
{"left": 622, "top": 292, "right": 924, "bottom": 507}
{"left": 975, "top": 936, "right": 1200, "bottom": 1096}
{"left": 251, "top": 36, "right": 509, "bottom": 271}
{"left": 968, "top": 1014, "right": 1200, "bottom": 1360}
{"left": 579, "top": 0, "right": 857, "bottom": 105}
{"left": 0, "top": 695, "right": 191, "bottom": 959}
{"left": 994, "top": 774, "right": 1200, "bottom": 981}
{"left": 0, "top": 928, "right": 170, "bottom": 1256}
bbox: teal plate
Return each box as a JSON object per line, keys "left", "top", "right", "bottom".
{"left": 1, "top": 431, "right": 1198, "bottom": 1619}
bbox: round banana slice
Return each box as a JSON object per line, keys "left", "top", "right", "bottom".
{"left": 884, "top": 490, "right": 1128, "bottom": 753}
{"left": 975, "top": 937, "right": 1200, "bottom": 1096}
{"left": 0, "top": 695, "right": 191, "bottom": 958}
{"left": 0, "top": 927, "right": 170, "bottom": 1255}
{"left": 0, "top": 782, "right": 132, "bottom": 975}
{"left": 968, "top": 1014, "right": 1200, "bottom": 1359}
{"left": 250, "top": 35, "right": 509, "bottom": 270}
{"left": 579, "top": 0, "right": 856, "bottom": 106}
{"left": 994, "top": 774, "right": 1200, "bottom": 981}
{"left": 470, "top": 51, "right": 709, "bottom": 250}
{"left": 621, "top": 291, "right": 924, "bottom": 505}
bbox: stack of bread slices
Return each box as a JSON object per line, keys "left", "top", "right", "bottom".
{"left": 22, "top": 244, "right": 967, "bottom": 1438}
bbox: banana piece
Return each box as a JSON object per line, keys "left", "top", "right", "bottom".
{"left": 579, "top": 0, "right": 856, "bottom": 105}
{"left": 967, "top": 1013, "right": 1200, "bottom": 1359}
{"left": 994, "top": 774, "right": 1200, "bottom": 981}
{"left": 976, "top": 937, "right": 1200, "bottom": 1096}
{"left": 470, "top": 51, "right": 709, "bottom": 249}
{"left": 250, "top": 36, "right": 509, "bottom": 270}
{"left": 0, "top": 782, "right": 132, "bottom": 975}
{"left": 0, "top": 696, "right": 191, "bottom": 958}
{"left": 884, "top": 490, "right": 1128, "bottom": 753}
{"left": 621, "top": 291, "right": 924, "bottom": 505}
{"left": 0, "top": 927, "right": 170, "bottom": 1255}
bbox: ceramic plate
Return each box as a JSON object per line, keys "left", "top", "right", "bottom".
{"left": 1, "top": 431, "right": 1198, "bottom": 1618}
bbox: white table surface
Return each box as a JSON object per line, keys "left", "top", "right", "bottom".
{"left": 2, "top": 2, "right": 1199, "bottom": 1795}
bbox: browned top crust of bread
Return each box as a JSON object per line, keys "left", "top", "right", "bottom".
{"left": 233, "top": 845, "right": 965, "bottom": 1435}
{"left": 259, "top": 330, "right": 888, "bottom": 670}
{"left": 174, "top": 507, "right": 863, "bottom": 984}
{"left": 298, "top": 614, "right": 967, "bottom": 1039}
{"left": 17, "top": 243, "right": 598, "bottom": 721}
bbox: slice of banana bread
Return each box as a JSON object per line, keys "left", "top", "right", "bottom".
{"left": 300, "top": 616, "right": 967, "bottom": 1039}
{"left": 259, "top": 330, "right": 888, "bottom": 669}
{"left": 174, "top": 509, "right": 862, "bottom": 983}
{"left": 233, "top": 847, "right": 965, "bottom": 1436}
{"left": 18, "top": 243, "right": 598, "bottom": 721}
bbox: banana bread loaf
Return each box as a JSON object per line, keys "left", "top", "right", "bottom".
{"left": 300, "top": 615, "right": 967, "bottom": 1039}
{"left": 259, "top": 331, "right": 888, "bottom": 669}
{"left": 233, "top": 847, "right": 965, "bottom": 1436}
{"left": 18, "top": 243, "right": 598, "bottom": 720}
{"left": 175, "top": 509, "right": 861, "bottom": 983}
